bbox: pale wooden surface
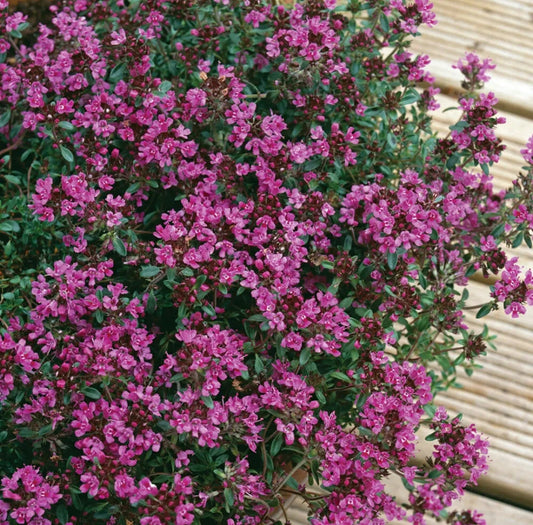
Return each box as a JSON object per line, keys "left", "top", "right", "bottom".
{"left": 283, "top": 0, "right": 533, "bottom": 522}
{"left": 411, "top": 0, "right": 533, "bottom": 118}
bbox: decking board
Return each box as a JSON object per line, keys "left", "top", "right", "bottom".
{"left": 411, "top": 0, "right": 533, "bottom": 116}
{"left": 279, "top": 1, "right": 533, "bottom": 521}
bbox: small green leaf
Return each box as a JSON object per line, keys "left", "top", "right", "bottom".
{"left": 315, "top": 390, "right": 326, "bottom": 405}
{"left": 140, "top": 265, "right": 161, "bottom": 278}
{"left": 4, "top": 174, "right": 21, "bottom": 185}
{"left": 387, "top": 133, "right": 397, "bottom": 149}
{"left": 202, "top": 304, "right": 216, "bottom": 317}
{"left": 299, "top": 347, "right": 311, "bottom": 366}
{"left": 423, "top": 404, "right": 436, "bottom": 418}
{"left": 339, "top": 296, "right": 353, "bottom": 309}
{"left": 270, "top": 433, "right": 284, "bottom": 456}
{"left": 59, "top": 145, "right": 74, "bottom": 163}
{"left": 320, "top": 259, "right": 334, "bottom": 270}
{"left": 58, "top": 121, "right": 76, "bottom": 132}
{"left": 126, "top": 182, "right": 140, "bottom": 194}
{"left": 491, "top": 223, "right": 505, "bottom": 238}
{"left": 158, "top": 80, "right": 173, "bottom": 93}
{"left": 112, "top": 236, "right": 127, "bottom": 256}
{"left": 146, "top": 291, "right": 157, "bottom": 314}
{"left": 476, "top": 302, "right": 493, "bottom": 319}
{"left": 401, "top": 88, "right": 421, "bottom": 106}
{"left": 17, "top": 427, "right": 35, "bottom": 438}
{"left": 56, "top": 504, "right": 69, "bottom": 525}
{"left": 38, "top": 424, "right": 53, "bottom": 437}
{"left": 0, "top": 220, "right": 20, "bottom": 233}
{"left": 201, "top": 396, "right": 214, "bottom": 409}
{"left": 0, "top": 109, "right": 11, "bottom": 128}
{"left": 224, "top": 488, "right": 234, "bottom": 512}
{"left": 109, "top": 63, "right": 126, "bottom": 83}
{"left": 401, "top": 476, "right": 415, "bottom": 491}
{"left": 329, "top": 371, "right": 351, "bottom": 383}
{"left": 254, "top": 354, "right": 264, "bottom": 374}
{"left": 512, "top": 232, "right": 524, "bottom": 248}
{"left": 454, "top": 353, "right": 466, "bottom": 366}
{"left": 387, "top": 251, "right": 398, "bottom": 270}
{"left": 81, "top": 386, "right": 102, "bottom": 400}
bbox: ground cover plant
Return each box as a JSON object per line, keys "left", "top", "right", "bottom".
{"left": 1, "top": 0, "right": 533, "bottom": 523}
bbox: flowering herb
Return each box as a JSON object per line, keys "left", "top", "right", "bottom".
{"left": 0, "top": 0, "right": 532, "bottom": 524}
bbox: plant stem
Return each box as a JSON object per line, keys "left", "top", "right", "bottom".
{"left": 273, "top": 457, "right": 308, "bottom": 495}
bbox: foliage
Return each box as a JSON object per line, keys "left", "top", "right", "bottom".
{"left": 1, "top": 0, "right": 532, "bottom": 523}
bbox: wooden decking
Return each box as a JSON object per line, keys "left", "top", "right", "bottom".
{"left": 284, "top": 0, "right": 533, "bottom": 522}
{"left": 412, "top": 1, "right": 533, "bottom": 517}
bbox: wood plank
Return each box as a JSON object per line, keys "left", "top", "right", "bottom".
{"left": 411, "top": 0, "right": 533, "bottom": 117}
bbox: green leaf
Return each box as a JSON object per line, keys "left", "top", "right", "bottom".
{"left": 401, "top": 476, "right": 415, "bottom": 491}
{"left": 401, "top": 88, "right": 420, "bottom": 106}
{"left": 299, "top": 347, "right": 311, "bottom": 366}
{"left": 449, "top": 120, "right": 468, "bottom": 132}
{"left": 254, "top": 354, "right": 264, "bottom": 374}
{"left": 146, "top": 291, "right": 157, "bottom": 314}
{"left": 320, "top": 259, "right": 334, "bottom": 270}
{"left": 423, "top": 404, "right": 436, "bottom": 418}
{"left": 112, "top": 236, "right": 127, "bottom": 256}
{"left": 0, "top": 109, "right": 11, "bottom": 128}
{"left": 38, "top": 424, "right": 53, "bottom": 437}
{"left": 17, "top": 427, "right": 35, "bottom": 438}
{"left": 339, "top": 296, "right": 353, "bottom": 309}
{"left": 329, "top": 371, "right": 351, "bottom": 383}
{"left": 126, "top": 182, "right": 140, "bottom": 194}
{"left": 387, "top": 251, "right": 398, "bottom": 270}
{"left": 158, "top": 80, "right": 173, "bottom": 93}
{"left": 58, "top": 121, "right": 76, "bottom": 132}
{"left": 454, "top": 353, "right": 466, "bottom": 366}
{"left": 425, "top": 432, "right": 438, "bottom": 441}
{"left": 476, "top": 302, "right": 493, "bottom": 319}
{"left": 59, "top": 145, "right": 74, "bottom": 164}
{"left": 202, "top": 304, "right": 216, "bottom": 317}
{"left": 270, "top": 433, "right": 284, "bottom": 456}
{"left": 315, "top": 390, "right": 326, "bottom": 405}
{"left": 201, "top": 396, "right": 214, "bottom": 409}
{"left": 108, "top": 63, "right": 126, "bottom": 83}
{"left": 491, "top": 223, "right": 505, "bottom": 238}
{"left": 247, "top": 314, "right": 267, "bottom": 323}
{"left": 4, "top": 174, "right": 21, "bottom": 185}
{"left": 0, "top": 220, "right": 20, "bottom": 233}
{"left": 512, "top": 232, "right": 524, "bottom": 248}
{"left": 343, "top": 235, "right": 352, "bottom": 251}
{"left": 140, "top": 265, "right": 161, "bottom": 278}
{"left": 56, "top": 503, "right": 69, "bottom": 525}
{"left": 224, "top": 488, "right": 234, "bottom": 512}
{"left": 81, "top": 386, "right": 102, "bottom": 400}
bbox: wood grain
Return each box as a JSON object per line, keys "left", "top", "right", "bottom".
{"left": 411, "top": 0, "right": 533, "bottom": 117}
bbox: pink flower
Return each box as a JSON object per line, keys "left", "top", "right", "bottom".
{"left": 281, "top": 332, "right": 304, "bottom": 351}
{"left": 80, "top": 473, "right": 99, "bottom": 497}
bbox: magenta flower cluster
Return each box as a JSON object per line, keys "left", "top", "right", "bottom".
{"left": 1, "top": 0, "right": 532, "bottom": 524}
